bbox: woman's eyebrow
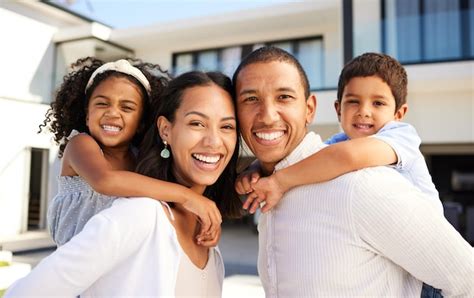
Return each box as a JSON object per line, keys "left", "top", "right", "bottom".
{"left": 185, "top": 111, "right": 236, "bottom": 122}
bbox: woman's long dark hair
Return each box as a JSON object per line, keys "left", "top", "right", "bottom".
{"left": 136, "top": 71, "right": 242, "bottom": 219}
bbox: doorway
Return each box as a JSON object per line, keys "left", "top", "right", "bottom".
{"left": 27, "top": 148, "right": 49, "bottom": 231}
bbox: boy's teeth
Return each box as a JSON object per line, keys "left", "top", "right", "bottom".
{"left": 255, "top": 131, "right": 284, "bottom": 141}
{"left": 193, "top": 154, "right": 220, "bottom": 164}
{"left": 102, "top": 125, "right": 121, "bottom": 132}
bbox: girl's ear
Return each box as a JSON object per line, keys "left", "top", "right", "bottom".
{"left": 394, "top": 103, "right": 408, "bottom": 121}
{"left": 334, "top": 100, "right": 342, "bottom": 122}
{"left": 157, "top": 116, "right": 171, "bottom": 143}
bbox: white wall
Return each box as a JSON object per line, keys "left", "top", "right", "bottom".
{"left": 0, "top": 99, "right": 55, "bottom": 237}
{"left": 0, "top": 6, "right": 61, "bottom": 238}
{"left": 0, "top": 7, "right": 57, "bottom": 104}
{"left": 405, "top": 61, "right": 474, "bottom": 143}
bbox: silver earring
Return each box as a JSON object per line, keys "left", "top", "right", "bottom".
{"left": 160, "top": 140, "right": 170, "bottom": 159}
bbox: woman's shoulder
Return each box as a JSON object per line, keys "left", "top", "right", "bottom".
{"left": 103, "top": 198, "right": 166, "bottom": 223}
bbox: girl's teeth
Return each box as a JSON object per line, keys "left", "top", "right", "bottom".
{"left": 102, "top": 125, "right": 121, "bottom": 132}
{"left": 255, "top": 131, "right": 284, "bottom": 141}
{"left": 193, "top": 154, "right": 220, "bottom": 164}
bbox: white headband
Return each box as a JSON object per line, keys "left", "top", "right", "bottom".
{"left": 85, "top": 59, "right": 151, "bottom": 96}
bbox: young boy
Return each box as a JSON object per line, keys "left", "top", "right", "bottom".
{"left": 237, "top": 51, "right": 443, "bottom": 298}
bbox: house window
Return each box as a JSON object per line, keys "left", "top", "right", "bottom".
{"left": 172, "top": 36, "right": 325, "bottom": 90}
{"left": 382, "top": 0, "right": 474, "bottom": 63}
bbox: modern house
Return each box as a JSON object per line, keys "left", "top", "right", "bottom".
{"left": 1, "top": 0, "right": 473, "bottom": 251}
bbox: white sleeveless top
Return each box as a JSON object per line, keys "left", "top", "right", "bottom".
{"left": 175, "top": 248, "right": 222, "bottom": 297}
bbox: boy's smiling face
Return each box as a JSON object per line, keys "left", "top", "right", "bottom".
{"left": 335, "top": 75, "right": 407, "bottom": 139}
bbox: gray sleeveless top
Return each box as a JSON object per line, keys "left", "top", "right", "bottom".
{"left": 47, "top": 175, "right": 116, "bottom": 246}
{"left": 47, "top": 130, "right": 115, "bottom": 246}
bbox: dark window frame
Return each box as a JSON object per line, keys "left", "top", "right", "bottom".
{"left": 172, "top": 35, "right": 323, "bottom": 73}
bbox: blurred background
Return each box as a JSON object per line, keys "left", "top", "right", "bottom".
{"left": 0, "top": 0, "right": 473, "bottom": 295}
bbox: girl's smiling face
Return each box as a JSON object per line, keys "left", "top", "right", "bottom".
{"left": 158, "top": 83, "right": 237, "bottom": 189}
{"left": 86, "top": 76, "right": 144, "bottom": 149}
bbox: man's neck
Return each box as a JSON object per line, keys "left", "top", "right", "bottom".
{"left": 260, "top": 162, "right": 276, "bottom": 176}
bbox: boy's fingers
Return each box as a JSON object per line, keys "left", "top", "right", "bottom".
{"left": 249, "top": 196, "right": 265, "bottom": 214}
{"left": 241, "top": 177, "right": 253, "bottom": 194}
{"left": 250, "top": 172, "right": 261, "bottom": 184}
{"left": 243, "top": 192, "right": 258, "bottom": 210}
{"left": 235, "top": 180, "right": 246, "bottom": 195}
{"left": 261, "top": 201, "right": 273, "bottom": 213}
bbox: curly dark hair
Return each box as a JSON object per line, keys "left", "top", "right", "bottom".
{"left": 136, "top": 71, "right": 243, "bottom": 219}
{"left": 39, "top": 57, "right": 171, "bottom": 157}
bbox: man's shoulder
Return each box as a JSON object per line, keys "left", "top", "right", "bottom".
{"left": 335, "top": 166, "right": 413, "bottom": 193}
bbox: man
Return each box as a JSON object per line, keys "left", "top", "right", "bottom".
{"left": 233, "top": 46, "right": 473, "bottom": 297}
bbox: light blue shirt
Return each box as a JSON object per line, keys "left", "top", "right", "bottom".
{"left": 326, "top": 121, "right": 442, "bottom": 212}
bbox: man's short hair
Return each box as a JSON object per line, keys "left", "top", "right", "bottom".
{"left": 337, "top": 52, "right": 407, "bottom": 110}
{"left": 232, "top": 46, "right": 311, "bottom": 98}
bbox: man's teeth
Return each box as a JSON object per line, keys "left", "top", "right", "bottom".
{"left": 102, "top": 125, "right": 121, "bottom": 132}
{"left": 255, "top": 131, "right": 284, "bottom": 141}
{"left": 193, "top": 154, "right": 220, "bottom": 164}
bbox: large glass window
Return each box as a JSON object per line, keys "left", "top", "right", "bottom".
{"left": 383, "top": 0, "right": 473, "bottom": 63}
{"left": 172, "top": 36, "right": 326, "bottom": 90}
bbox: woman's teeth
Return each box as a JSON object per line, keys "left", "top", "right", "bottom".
{"left": 192, "top": 154, "right": 221, "bottom": 164}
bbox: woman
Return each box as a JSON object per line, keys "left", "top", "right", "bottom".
{"left": 5, "top": 71, "right": 242, "bottom": 297}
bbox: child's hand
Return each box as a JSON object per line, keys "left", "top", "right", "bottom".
{"left": 196, "top": 225, "right": 221, "bottom": 247}
{"left": 244, "top": 174, "right": 286, "bottom": 214}
{"left": 235, "top": 170, "right": 261, "bottom": 195}
{"left": 183, "top": 191, "right": 222, "bottom": 239}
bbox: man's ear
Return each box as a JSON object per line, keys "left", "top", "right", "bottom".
{"left": 305, "top": 94, "right": 317, "bottom": 126}
{"left": 157, "top": 116, "right": 172, "bottom": 143}
{"left": 334, "top": 100, "right": 342, "bottom": 122}
{"left": 394, "top": 103, "right": 408, "bottom": 121}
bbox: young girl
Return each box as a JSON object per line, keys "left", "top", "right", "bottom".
{"left": 41, "top": 57, "right": 222, "bottom": 247}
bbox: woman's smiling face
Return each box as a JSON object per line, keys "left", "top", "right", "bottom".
{"left": 158, "top": 83, "right": 237, "bottom": 189}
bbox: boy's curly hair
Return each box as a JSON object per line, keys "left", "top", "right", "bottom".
{"left": 39, "top": 57, "right": 171, "bottom": 157}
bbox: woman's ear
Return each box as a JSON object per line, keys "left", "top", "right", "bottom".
{"left": 394, "top": 103, "right": 408, "bottom": 121}
{"left": 157, "top": 116, "right": 171, "bottom": 143}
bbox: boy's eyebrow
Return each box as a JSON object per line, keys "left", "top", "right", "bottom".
{"left": 343, "top": 92, "right": 359, "bottom": 98}
{"left": 344, "top": 92, "right": 389, "bottom": 99}
{"left": 185, "top": 111, "right": 236, "bottom": 122}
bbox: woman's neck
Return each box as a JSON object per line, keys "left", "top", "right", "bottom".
{"left": 171, "top": 164, "right": 207, "bottom": 195}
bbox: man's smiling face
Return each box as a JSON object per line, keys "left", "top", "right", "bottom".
{"left": 235, "top": 61, "right": 316, "bottom": 174}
